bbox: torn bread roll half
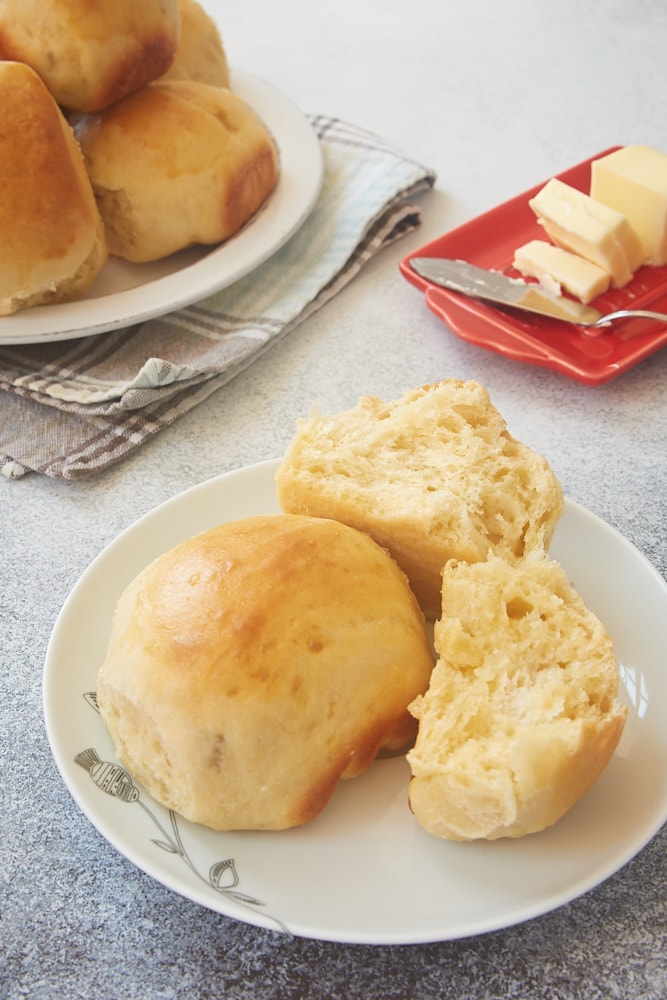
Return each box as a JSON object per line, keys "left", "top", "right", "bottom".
{"left": 275, "top": 381, "right": 564, "bottom": 619}
{"left": 71, "top": 80, "right": 279, "bottom": 263}
{"left": 97, "top": 514, "right": 434, "bottom": 832}
{"left": 407, "top": 550, "right": 627, "bottom": 840}
{"left": 0, "top": 0, "right": 180, "bottom": 112}
{"left": 0, "top": 61, "right": 107, "bottom": 316}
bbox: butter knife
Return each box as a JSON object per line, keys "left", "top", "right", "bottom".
{"left": 410, "top": 257, "right": 602, "bottom": 325}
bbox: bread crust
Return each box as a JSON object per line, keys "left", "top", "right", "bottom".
{"left": 0, "top": 62, "right": 107, "bottom": 315}
{"left": 161, "top": 0, "right": 230, "bottom": 87}
{"left": 71, "top": 81, "right": 279, "bottom": 262}
{"left": 0, "top": 0, "right": 180, "bottom": 112}
{"left": 407, "top": 551, "right": 627, "bottom": 839}
{"left": 97, "top": 515, "right": 434, "bottom": 831}
{"left": 276, "top": 381, "right": 565, "bottom": 618}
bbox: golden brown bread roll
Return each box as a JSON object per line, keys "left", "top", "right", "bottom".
{"left": 161, "top": 0, "right": 230, "bottom": 87}
{"left": 97, "top": 515, "right": 435, "bottom": 832}
{"left": 407, "top": 550, "right": 627, "bottom": 840}
{"left": 71, "top": 80, "right": 279, "bottom": 263}
{"left": 0, "top": 0, "right": 180, "bottom": 112}
{"left": 275, "top": 381, "right": 565, "bottom": 619}
{"left": 0, "top": 61, "right": 107, "bottom": 316}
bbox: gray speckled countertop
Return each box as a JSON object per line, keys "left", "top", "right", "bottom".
{"left": 3, "top": 1, "right": 667, "bottom": 997}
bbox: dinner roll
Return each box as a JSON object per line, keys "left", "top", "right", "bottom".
{"left": 0, "top": 62, "right": 107, "bottom": 316}
{"left": 71, "top": 80, "right": 279, "bottom": 262}
{"left": 275, "top": 381, "right": 564, "bottom": 618}
{"left": 161, "top": 0, "right": 230, "bottom": 87}
{"left": 97, "top": 515, "right": 434, "bottom": 832}
{"left": 0, "top": 0, "right": 180, "bottom": 112}
{"left": 407, "top": 551, "right": 627, "bottom": 840}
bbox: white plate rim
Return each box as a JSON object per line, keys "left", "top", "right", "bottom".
{"left": 1, "top": 71, "right": 323, "bottom": 345}
{"left": 43, "top": 459, "right": 667, "bottom": 945}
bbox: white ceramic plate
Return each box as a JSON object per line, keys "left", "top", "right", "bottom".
{"left": 1, "top": 72, "right": 323, "bottom": 346}
{"left": 43, "top": 460, "right": 667, "bottom": 945}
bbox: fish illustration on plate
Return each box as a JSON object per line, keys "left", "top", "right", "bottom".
{"left": 74, "top": 747, "right": 139, "bottom": 802}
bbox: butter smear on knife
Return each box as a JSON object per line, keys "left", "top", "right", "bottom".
{"left": 509, "top": 279, "right": 601, "bottom": 323}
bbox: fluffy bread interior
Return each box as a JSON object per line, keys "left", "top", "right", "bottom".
{"left": 276, "top": 381, "right": 564, "bottom": 618}
{"left": 407, "top": 550, "right": 627, "bottom": 840}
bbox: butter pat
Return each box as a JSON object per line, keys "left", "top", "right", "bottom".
{"left": 529, "top": 177, "right": 643, "bottom": 287}
{"left": 513, "top": 239, "right": 610, "bottom": 303}
{"left": 591, "top": 144, "right": 667, "bottom": 265}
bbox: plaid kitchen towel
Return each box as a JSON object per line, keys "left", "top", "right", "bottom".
{"left": 0, "top": 116, "right": 435, "bottom": 479}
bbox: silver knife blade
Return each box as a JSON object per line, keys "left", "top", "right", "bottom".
{"left": 410, "top": 257, "right": 601, "bottom": 325}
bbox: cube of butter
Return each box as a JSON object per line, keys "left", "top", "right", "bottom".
{"left": 529, "top": 177, "right": 643, "bottom": 287}
{"left": 513, "top": 239, "right": 610, "bottom": 303}
{"left": 591, "top": 145, "right": 667, "bottom": 266}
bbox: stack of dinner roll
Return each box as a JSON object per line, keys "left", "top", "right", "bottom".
{"left": 0, "top": 0, "right": 278, "bottom": 314}
{"left": 97, "top": 380, "right": 627, "bottom": 840}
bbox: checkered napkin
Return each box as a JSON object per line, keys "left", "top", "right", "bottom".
{"left": 0, "top": 116, "right": 435, "bottom": 480}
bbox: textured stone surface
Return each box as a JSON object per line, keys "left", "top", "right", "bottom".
{"left": 3, "top": 0, "right": 667, "bottom": 996}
